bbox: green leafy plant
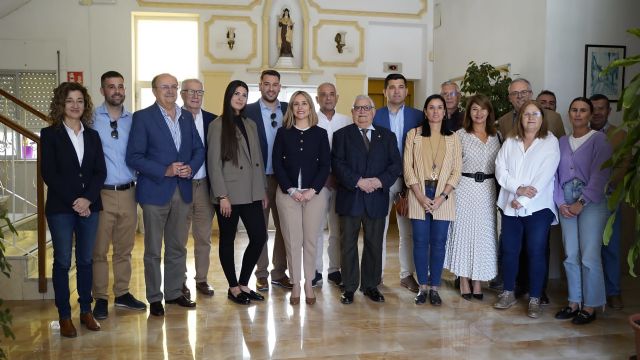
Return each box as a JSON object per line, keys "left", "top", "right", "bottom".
{"left": 602, "top": 28, "right": 640, "bottom": 276}
{"left": 460, "top": 61, "right": 512, "bottom": 118}
{"left": 0, "top": 203, "right": 16, "bottom": 359}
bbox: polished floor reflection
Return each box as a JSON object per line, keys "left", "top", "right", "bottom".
{"left": 5, "top": 229, "right": 639, "bottom": 359}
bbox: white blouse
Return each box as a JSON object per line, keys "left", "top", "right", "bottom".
{"left": 495, "top": 134, "right": 560, "bottom": 223}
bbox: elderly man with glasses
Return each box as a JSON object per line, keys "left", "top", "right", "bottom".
{"left": 332, "top": 95, "right": 402, "bottom": 304}
{"left": 179, "top": 78, "right": 218, "bottom": 298}
{"left": 440, "top": 81, "right": 465, "bottom": 131}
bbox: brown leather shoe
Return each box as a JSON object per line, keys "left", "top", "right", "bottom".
{"left": 196, "top": 282, "right": 215, "bottom": 296}
{"left": 400, "top": 275, "right": 419, "bottom": 293}
{"left": 256, "top": 277, "right": 269, "bottom": 291}
{"left": 80, "top": 312, "right": 101, "bottom": 331}
{"left": 59, "top": 318, "right": 77, "bottom": 338}
{"left": 607, "top": 295, "right": 624, "bottom": 310}
{"left": 272, "top": 275, "right": 294, "bottom": 289}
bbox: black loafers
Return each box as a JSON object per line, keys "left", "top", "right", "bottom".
{"left": 166, "top": 295, "right": 196, "bottom": 308}
{"left": 429, "top": 289, "right": 442, "bottom": 306}
{"left": 363, "top": 288, "right": 385, "bottom": 302}
{"left": 572, "top": 309, "right": 596, "bottom": 325}
{"left": 555, "top": 306, "right": 579, "bottom": 320}
{"left": 340, "top": 291, "right": 354, "bottom": 304}
{"left": 415, "top": 291, "right": 427, "bottom": 305}
{"left": 227, "top": 289, "right": 250, "bottom": 305}
{"left": 149, "top": 301, "right": 165, "bottom": 316}
{"left": 242, "top": 289, "right": 265, "bottom": 301}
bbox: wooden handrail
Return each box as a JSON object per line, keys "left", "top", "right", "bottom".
{"left": 0, "top": 88, "right": 50, "bottom": 123}
{"left": 0, "top": 113, "right": 47, "bottom": 293}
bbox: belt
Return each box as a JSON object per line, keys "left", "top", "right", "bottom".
{"left": 424, "top": 180, "right": 438, "bottom": 188}
{"left": 462, "top": 172, "right": 495, "bottom": 182}
{"left": 102, "top": 181, "right": 135, "bottom": 191}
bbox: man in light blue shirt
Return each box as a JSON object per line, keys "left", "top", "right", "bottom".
{"left": 91, "top": 71, "right": 146, "bottom": 320}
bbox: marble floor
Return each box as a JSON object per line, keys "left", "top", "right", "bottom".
{"left": 3, "top": 229, "right": 639, "bottom": 359}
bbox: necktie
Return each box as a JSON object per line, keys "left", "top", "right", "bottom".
{"left": 361, "top": 128, "right": 370, "bottom": 151}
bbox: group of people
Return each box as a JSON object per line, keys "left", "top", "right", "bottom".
{"left": 41, "top": 69, "right": 625, "bottom": 338}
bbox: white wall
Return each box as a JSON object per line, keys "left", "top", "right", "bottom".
{"left": 544, "top": 0, "right": 640, "bottom": 126}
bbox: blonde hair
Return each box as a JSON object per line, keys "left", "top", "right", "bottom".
{"left": 282, "top": 91, "right": 318, "bottom": 128}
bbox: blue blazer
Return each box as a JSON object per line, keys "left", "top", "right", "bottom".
{"left": 373, "top": 105, "right": 423, "bottom": 154}
{"left": 244, "top": 100, "right": 289, "bottom": 169}
{"left": 126, "top": 103, "right": 205, "bottom": 206}
{"left": 272, "top": 125, "right": 331, "bottom": 194}
{"left": 41, "top": 124, "right": 107, "bottom": 215}
{"left": 332, "top": 124, "right": 402, "bottom": 218}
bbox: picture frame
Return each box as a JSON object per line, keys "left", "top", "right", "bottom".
{"left": 583, "top": 44, "right": 626, "bottom": 102}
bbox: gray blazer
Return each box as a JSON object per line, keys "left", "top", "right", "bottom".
{"left": 207, "top": 116, "right": 267, "bottom": 205}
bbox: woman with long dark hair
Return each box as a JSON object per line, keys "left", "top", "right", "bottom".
{"left": 207, "top": 80, "right": 268, "bottom": 305}
{"left": 42, "top": 82, "right": 106, "bottom": 337}
{"left": 404, "top": 94, "right": 462, "bottom": 306}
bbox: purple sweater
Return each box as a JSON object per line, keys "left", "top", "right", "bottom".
{"left": 554, "top": 131, "right": 612, "bottom": 206}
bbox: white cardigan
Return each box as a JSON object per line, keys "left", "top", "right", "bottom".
{"left": 495, "top": 134, "right": 560, "bottom": 224}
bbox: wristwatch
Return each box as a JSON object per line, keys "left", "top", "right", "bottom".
{"left": 439, "top": 192, "right": 449, "bottom": 200}
{"left": 578, "top": 198, "right": 586, "bottom": 206}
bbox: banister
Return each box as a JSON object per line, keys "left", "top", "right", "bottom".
{"left": 0, "top": 88, "right": 50, "bottom": 123}
{"left": 0, "top": 113, "right": 47, "bottom": 293}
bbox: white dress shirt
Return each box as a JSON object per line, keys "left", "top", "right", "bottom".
{"left": 317, "top": 110, "right": 352, "bottom": 149}
{"left": 63, "top": 121, "right": 85, "bottom": 165}
{"left": 190, "top": 109, "right": 207, "bottom": 180}
{"left": 495, "top": 134, "right": 560, "bottom": 223}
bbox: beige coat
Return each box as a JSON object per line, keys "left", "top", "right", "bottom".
{"left": 403, "top": 127, "right": 462, "bottom": 221}
{"left": 497, "top": 108, "right": 566, "bottom": 139}
{"left": 207, "top": 116, "right": 266, "bottom": 205}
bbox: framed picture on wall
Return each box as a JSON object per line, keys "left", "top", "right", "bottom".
{"left": 583, "top": 44, "right": 626, "bottom": 102}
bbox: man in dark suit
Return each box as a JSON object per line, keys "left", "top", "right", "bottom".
{"left": 126, "top": 73, "right": 205, "bottom": 316}
{"left": 244, "top": 69, "right": 292, "bottom": 291}
{"left": 180, "top": 78, "right": 217, "bottom": 297}
{"left": 333, "top": 95, "right": 402, "bottom": 304}
{"left": 373, "top": 73, "right": 423, "bottom": 293}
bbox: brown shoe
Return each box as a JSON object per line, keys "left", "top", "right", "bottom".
{"left": 196, "top": 282, "right": 215, "bottom": 296}
{"left": 80, "top": 312, "right": 101, "bottom": 331}
{"left": 400, "top": 275, "right": 419, "bottom": 293}
{"left": 607, "top": 295, "right": 624, "bottom": 310}
{"left": 271, "top": 275, "right": 294, "bottom": 289}
{"left": 256, "top": 277, "right": 269, "bottom": 291}
{"left": 59, "top": 318, "right": 77, "bottom": 338}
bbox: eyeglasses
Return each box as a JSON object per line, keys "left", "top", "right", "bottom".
{"left": 440, "top": 91, "right": 458, "bottom": 98}
{"left": 509, "top": 90, "right": 532, "bottom": 98}
{"left": 523, "top": 111, "right": 542, "bottom": 118}
{"left": 156, "top": 85, "right": 179, "bottom": 92}
{"left": 110, "top": 120, "right": 118, "bottom": 139}
{"left": 353, "top": 105, "right": 374, "bottom": 112}
{"left": 270, "top": 113, "right": 277, "bottom": 128}
{"left": 181, "top": 89, "right": 205, "bottom": 97}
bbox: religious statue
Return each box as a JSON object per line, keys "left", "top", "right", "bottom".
{"left": 277, "top": 8, "right": 294, "bottom": 58}
{"left": 226, "top": 27, "right": 236, "bottom": 50}
{"left": 335, "top": 32, "right": 345, "bottom": 54}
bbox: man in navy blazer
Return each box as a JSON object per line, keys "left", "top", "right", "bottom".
{"left": 244, "top": 70, "right": 292, "bottom": 291}
{"left": 126, "top": 73, "right": 204, "bottom": 316}
{"left": 333, "top": 95, "right": 402, "bottom": 305}
{"left": 372, "top": 73, "right": 423, "bottom": 293}
{"left": 179, "top": 78, "right": 217, "bottom": 297}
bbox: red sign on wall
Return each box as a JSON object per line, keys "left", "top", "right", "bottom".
{"left": 67, "top": 71, "right": 84, "bottom": 84}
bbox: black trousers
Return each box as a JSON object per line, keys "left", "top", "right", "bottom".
{"left": 340, "top": 214, "right": 385, "bottom": 293}
{"left": 215, "top": 201, "right": 266, "bottom": 288}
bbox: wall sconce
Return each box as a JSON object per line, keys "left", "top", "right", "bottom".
{"left": 335, "top": 32, "right": 346, "bottom": 54}
{"left": 226, "top": 27, "right": 236, "bottom": 50}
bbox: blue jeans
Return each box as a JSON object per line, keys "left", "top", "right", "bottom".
{"left": 560, "top": 179, "right": 607, "bottom": 307}
{"left": 47, "top": 212, "right": 99, "bottom": 319}
{"left": 501, "top": 208, "right": 553, "bottom": 298}
{"left": 602, "top": 205, "right": 622, "bottom": 296}
{"left": 411, "top": 184, "right": 450, "bottom": 287}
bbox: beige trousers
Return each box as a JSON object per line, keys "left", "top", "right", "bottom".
{"left": 92, "top": 187, "right": 138, "bottom": 299}
{"left": 255, "top": 175, "right": 288, "bottom": 279}
{"left": 276, "top": 188, "right": 328, "bottom": 285}
{"left": 186, "top": 178, "right": 215, "bottom": 283}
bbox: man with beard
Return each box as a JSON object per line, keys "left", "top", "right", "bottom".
{"left": 244, "top": 70, "right": 292, "bottom": 291}
{"left": 92, "top": 71, "right": 146, "bottom": 320}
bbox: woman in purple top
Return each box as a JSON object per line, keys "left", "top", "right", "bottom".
{"left": 554, "top": 97, "right": 612, "bottom": 325}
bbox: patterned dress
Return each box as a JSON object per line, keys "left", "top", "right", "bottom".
{"left": 444, "top": 129, "right": 500, "bottom": 280}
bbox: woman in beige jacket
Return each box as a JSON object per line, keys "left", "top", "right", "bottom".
{"left": 404, "top": 94, "right": 462, "bottom": 306}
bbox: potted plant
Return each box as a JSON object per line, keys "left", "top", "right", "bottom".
{"left": 460, "top": 61, "right": 512, "bottom": 118}
{"left": 602, "top": 27, "right": 640, "bottom": 359}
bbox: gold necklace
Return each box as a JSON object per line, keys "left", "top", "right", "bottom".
{"left": 427, "top": 135, "right": 442, "bottom": 180}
